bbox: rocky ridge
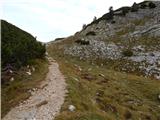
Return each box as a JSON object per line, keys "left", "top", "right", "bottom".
{"left": 63, "top": 1, "right": 160, "bottom": 79}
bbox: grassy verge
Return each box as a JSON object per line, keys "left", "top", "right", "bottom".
{"left": 1, "top": 58, "right": 48, "bottom": 117}
{"left": 47, "top": 41, "right": 160, "bottom": 120}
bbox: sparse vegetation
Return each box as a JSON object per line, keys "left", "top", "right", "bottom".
{"left": 133, "top": 19, "right": 145, "bottom": 26}
{"left": 2, "top": 0, "right": 160, "bottom": 119}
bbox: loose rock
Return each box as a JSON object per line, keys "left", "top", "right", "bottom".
{"left": 68, "top": 105, "right": 76, "bottom": 112}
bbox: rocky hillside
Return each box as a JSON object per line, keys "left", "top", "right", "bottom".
{"left": 47, "top": 1, "right": 160, "bottom": 120}
{"left": 55, "top": 1, "right": 160, "bottom": 80}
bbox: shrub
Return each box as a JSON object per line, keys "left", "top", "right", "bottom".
{"left": 122, "top": 10, "right": 127, "bottom": 16}
{"left": 82, "top": 24, "right": 87, "bottom": 29}
{"left": 114, "top": 7, "right": 131, "bottom": 16}
{"left": 108, "top": 6, "right": 114, "bottom": 20}
{"left": 122, "top": 8, "right": 130, "bottom": 16}
{"left": 122, "top": 50, "right": 133, "bottom": 57}
{"left": 111, "top": 20, "right": 116, "bottom": 24}
{"left": 55, "top": 38, "right": 64, "bottom": 41}
{"left": 131, "top": 2, "right": 139, "bottom": 12}
{"left": 86, "top": 31, "right": 96, "bottom": 36}
{"left": 75, "top": 39, "right": 90, "bottom": 45}
{"left": 93, "top": 16, "right": 97, "bottom": 21}
{"left": 140, "top": 3, "right": 147, "bottom": 9}
{"left": 148, "top": 2, "right": 156, "bottom": 9}
{"left": 1, "top": 20, "right": 46, "bottom": 68}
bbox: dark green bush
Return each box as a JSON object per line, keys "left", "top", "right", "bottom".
{"left": 148, "top": 2, "right": 156, "bottom": 9}
{"left": 131, "top": 2, "right": 139, "bottom": 12}
{"left": 75, "top": 39, "right": 90, "bottom": 45}
{"left": 108, "top": 6, "right": 114, "bottom": 20}
{"left": 114, "top": 7, "right": 131, "bottom": 16}
{"left": 140, "top": 3, "right": 147, "bottom": 9}
{"left": 122, "top": 8, "right": 129, "bottom": 16}
{"left": 122, "top": 50, "right": 133, "bottom": 57}
{"left": 55, "top": 38, "right": 64, "bottom": 41}
{"left": 86, "top": 31, "right": 96, "bottom": 36}
{"left": 1, "top": 20, "right": 46, "bottom": 68}
{"left": 111, "top": 20, "right": 116, "bottom": 24}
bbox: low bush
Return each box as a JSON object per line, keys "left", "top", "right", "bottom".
{"left": 55, "top": 38, "right": 65, "bottom": 41}
{"left": 148, "top": 2, "right": 156, "bottom": 9}
{"left": 140, "top": 3, "right": 147, "bottom": 9}
{"left": 86, "top": 31, "right": 96, "bottom": 36}
{"left": 75, "top": 39, "right": 90, "bottom": 45}
{"left": 122, "top": 8, "right": 130, "bottom": 16}
{"left": 111, "top": 20, "right": 116, "bottom": 24}
{"left": 122, "top": 50, "right": 133, "bottom": 57}
{"left": 131, "top": 2, "right": 139, "bottom": 12}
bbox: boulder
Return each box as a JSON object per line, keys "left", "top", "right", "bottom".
{"left": 68, "top": 105, "right": 76, "bottom": 112}
{"left": 10, "top": 77, "right": 14, "bottom": 82}
{"left": 26, "top": 69, "right": 32, "bottom": 75}
{"left": 158, "top": 94, "right": 160, "bottom": 101}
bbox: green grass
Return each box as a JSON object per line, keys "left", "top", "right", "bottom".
{"left": 1, "top": 59, "right": 48, "bottom": 118}
{"left": 47, "top": 41, "right": 160, "bottom": 120}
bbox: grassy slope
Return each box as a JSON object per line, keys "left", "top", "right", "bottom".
{"left": 47, "top": 39, "right": 160, "bottom": 120}
{"left": 1, "top": 59, "right": 48, "bottom": 117}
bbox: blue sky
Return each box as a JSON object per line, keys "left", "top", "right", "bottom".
{"left": 2, "top": 0, "right": 143, "bottom": 42}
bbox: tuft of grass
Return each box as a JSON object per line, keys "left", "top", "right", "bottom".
{"left": 1, "top": 59, "right": 48, "bottom": 117}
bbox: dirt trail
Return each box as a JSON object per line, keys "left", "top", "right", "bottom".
{"left": 3, "top": 57, "right": 67, "bottom": 120}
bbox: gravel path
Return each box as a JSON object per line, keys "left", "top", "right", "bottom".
{"left": 3, "top": 57, "right": 67, "bottom": 120}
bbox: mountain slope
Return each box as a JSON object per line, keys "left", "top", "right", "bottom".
{"left": 58, "top": 1, "right": 160, "bottom": 80}
{"left": 47, "top": 1, "right": 160, "bottom": 120}
{"left": 1, "top": 20, "right": 46, "bottom": 68}
{"left": 1, "top": 20, "right": 48, "bottom": 117}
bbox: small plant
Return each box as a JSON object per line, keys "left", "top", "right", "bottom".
{"left": 148, "top": 2, "right": 156, "bottom": 9}
{"left": 86, "top": 31, "right": 96, "bottom": 36}
{"left": 122, "top": 49, "right": 133, "bottom": 57}
{"left": 108, "top": 6, "right": 114, "bottom": 20}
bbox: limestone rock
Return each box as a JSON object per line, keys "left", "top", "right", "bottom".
{"left": 68, "top": 105, "right": 76, "bottom": 112}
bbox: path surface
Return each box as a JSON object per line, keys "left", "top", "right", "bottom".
{"left": 3, "top": 57, "right": 67, "bottom": 120}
